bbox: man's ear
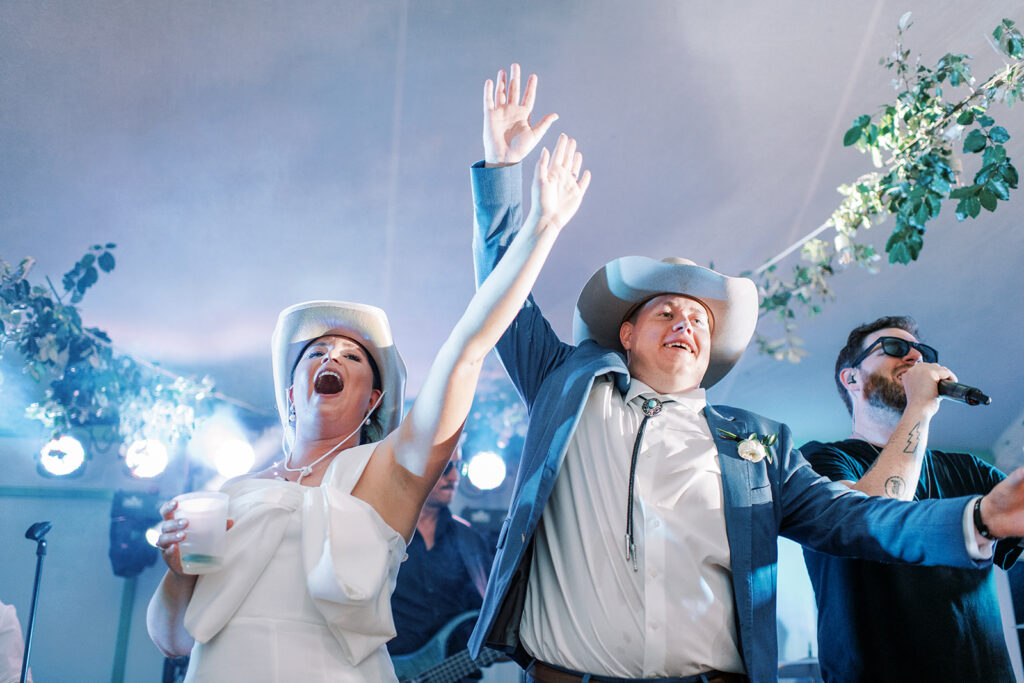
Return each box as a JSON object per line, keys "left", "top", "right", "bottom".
{"left": 840, "top": 368, "right": 860, "bottom": 393}
{"left": 619, "top": 321, "right": 633, "bottom": 351}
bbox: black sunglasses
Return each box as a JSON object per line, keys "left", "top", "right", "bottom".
{"left": 442, "top": 459, "right": 468, "bottom": 477}
{"left": 850, "top": 336, "right": 938, "bottom": 367}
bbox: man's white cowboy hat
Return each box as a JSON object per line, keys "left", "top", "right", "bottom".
{"left": 271, "top": 300, "right": 406, "bottom": 447}
{"left": 572, "top": 256, "right": 758, "bottom": 387}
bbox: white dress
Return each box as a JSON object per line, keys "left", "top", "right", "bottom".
{"left": 182, "top": 443, "right": 406, "bottom": 682}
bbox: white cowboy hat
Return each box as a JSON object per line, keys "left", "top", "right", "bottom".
{"left": 271, "top": 300, "right": 406, "bottom": 447}
{"left": 572, "top": 256, "right": 758, "bottom": 387}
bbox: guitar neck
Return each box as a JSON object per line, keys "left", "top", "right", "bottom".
{"left": 406, "top": 648, "right": 503, "bottom": 683}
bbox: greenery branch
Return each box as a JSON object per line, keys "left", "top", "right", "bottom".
{"left": 753, "top": 15, "right": 1023, "bottom": 362}
{"left": 0, "top": 246, "right": 223, "bottom": 445}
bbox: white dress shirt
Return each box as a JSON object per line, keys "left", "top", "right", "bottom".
{"left": 520, "top": 376, "right": 744, "bottom": 677}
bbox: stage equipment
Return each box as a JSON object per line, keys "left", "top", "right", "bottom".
{"left": 212, "top": 437, "right": 255, "bottom": 478}
{"left": 37, "top": 435, "right": 85, "bottom": 477}
{"left": 124, "top": 439, "right": 169, "bottom": 478}
{"left": 109, "top": 490, "right": 160, "bottom": 578}
{"left": 465, "top": 451, "right": 506, "bottom": 491}
{"left": 20, "top": 521, "right": 51, "bottom": 683}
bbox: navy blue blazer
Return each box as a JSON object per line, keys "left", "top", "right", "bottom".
{"left": 467, "top": 162, "right": 987, "bottom": 682}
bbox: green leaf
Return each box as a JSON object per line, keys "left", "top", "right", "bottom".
{"left": 989, "top": 126, "right": 1010, "bottom": 143}
{"left": 898, "top": 11, "right": 912, "bottom": 30}
{"left": 982, "top": 145, "right": 1007, "bottom": 168}
{"left": 97, "top": 252, "right": 115, "bottom": 273}
{"left": 76, "top": 266, "right": 98, "bottom": 294}
{"left": 854, "top": 114, "right": 871, "bottom": 128}
{"left": 105, "top": 242, "right": 117, "bottom": 249}
{"left": 977, "top": 115, "right": 995, "bottom": 128}
{"left": 967, "top": 195, "right": 981, "bottom": 218}
{"left": 843, "top": 126, "right": 862, "bottom": 146}
{"left": 956, "top": 110, "right": 975, "bottom": 125}
{"left": 954, "top": 199, "right": 969, "bottom": 222}
{"left": 929, "top": 176, "right": 950, "bottom": 195}
{"left": 979, "top": 189, "right": 998, "bottom": 211}
{"left": 948, "top": 185, "right": 976, "bottom": 199}
{"left": 80, "top": 253, "right": 95, "bottom": 268}
{"left": 988, "top": 178, "right": 1010, "bottom": 200}
{"left": 963, "top": 130, "right": 987, "bottom": 152}
{"left": 1001, "top": 163, "right": 1019, "bottom": 188}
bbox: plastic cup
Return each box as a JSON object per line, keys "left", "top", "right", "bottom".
{"left": 174, "top": 491, "right": 229, "bottom": 575}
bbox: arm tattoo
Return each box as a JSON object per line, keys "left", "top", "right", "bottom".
{"left": 902, "top": 422, "right": 921, "bottom": 454}
{"left": 885, "top": 476, "right": 907, "bottom": 497}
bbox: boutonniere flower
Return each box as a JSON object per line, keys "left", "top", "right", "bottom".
{"left": 717, "top": 429, "right": 777, "bottom": 464}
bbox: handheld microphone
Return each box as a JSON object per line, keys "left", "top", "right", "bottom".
{"left": 938, "top": 380, "right": 991, "bottom": 406}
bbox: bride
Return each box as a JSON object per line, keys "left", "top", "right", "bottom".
{"left": 147, "top": 129, "right": 591, "bottom": 681}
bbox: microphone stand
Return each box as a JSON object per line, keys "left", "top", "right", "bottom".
{"left": 21, "top": 521, "right": 51, "bottom": 683}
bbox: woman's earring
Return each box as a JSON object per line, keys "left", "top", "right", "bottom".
{"left": 288, "top": 404, "right": 296, "bottom": 425}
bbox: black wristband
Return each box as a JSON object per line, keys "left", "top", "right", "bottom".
{"left": 974, "top": 497, "right": 997, "bottom": 540}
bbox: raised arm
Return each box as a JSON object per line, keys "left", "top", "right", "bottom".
{"left": 358, "top": 134, "right": 591, "bottom": 539}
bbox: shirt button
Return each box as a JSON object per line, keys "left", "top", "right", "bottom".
{"left": 650, "top": 622, "right": 660, "bottom": 631}
{"left": 651, "top": 519, "right": 661, "bottom": 528}
{"left": 650, "top": 568, "right": 658, "bottom": 578}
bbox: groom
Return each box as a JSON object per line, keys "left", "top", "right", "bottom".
{"left": 466, "top": 64, "right": 1024, "bottom": 683}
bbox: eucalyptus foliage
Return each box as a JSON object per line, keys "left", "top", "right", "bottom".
{"left": 0, "top": 246, "right": 213, "bottom": 444}
{"left": 756, "top": 16, "right": 1023, "bottom": 361}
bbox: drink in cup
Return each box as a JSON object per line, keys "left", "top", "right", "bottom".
{"left": 174, "top": 491, "right": 229, "bottom": 574}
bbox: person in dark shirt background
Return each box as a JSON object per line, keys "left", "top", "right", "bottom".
{"left": 802, "top": 315, "right": 1021, "bottom": 682}
{"left": 389, "top": 448, "right": 494, "bottom": 681}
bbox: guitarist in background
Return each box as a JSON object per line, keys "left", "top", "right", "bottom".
{"left": 388, "top": 447, "right": 495, "bottom": 681}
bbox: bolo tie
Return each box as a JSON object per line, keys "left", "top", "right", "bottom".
{"left": 625, "top": 396, "right": 670, "bottom": 572}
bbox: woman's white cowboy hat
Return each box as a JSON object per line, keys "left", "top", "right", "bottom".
{"left": 271, "top": 301, "right": 406, "bottom": 446}
{"left": 572, "top": 256, "right": 758, "bottom": 387}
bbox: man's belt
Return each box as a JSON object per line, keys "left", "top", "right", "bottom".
{"left": 526, "top": 660, "right": 749, "bottom": 683}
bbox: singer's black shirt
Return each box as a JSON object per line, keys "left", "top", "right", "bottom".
{"left": 802, "top": 439, "right": 1021, "bottom": 683}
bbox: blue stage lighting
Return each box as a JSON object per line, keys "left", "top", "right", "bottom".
{"left": 213, "top": 438, "right": 255, "bottom": 478}
{"left": 466, "top": 451, "right": 507, "bottom": 491}
{"left": 124, "top": 439, "right": 169, "bottom": 478}
{"left": 38, "top": 435, "right": 86, "bottom": 477}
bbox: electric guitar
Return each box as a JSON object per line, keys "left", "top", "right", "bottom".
{"left": 391, "top": 611, "right": 504, "bottom": 683}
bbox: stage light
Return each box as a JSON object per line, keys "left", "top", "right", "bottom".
{"left": 124, "top": 439, "right": 169, "bottom": 478}
{"left": 38, "top": 435, "right": 86, "bottom": 477}
{"left": 145, "top": 524, "right": 161, "bottom": 548}
{"left": 465, "top": 451, "right": 506, "bottom": 491}
{"left": 213, "top": 438, "right": 255, "bottom": 478}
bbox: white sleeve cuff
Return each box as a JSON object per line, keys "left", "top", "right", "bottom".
{"left": 964, "top": 496, "right": 995, "bottom": 560}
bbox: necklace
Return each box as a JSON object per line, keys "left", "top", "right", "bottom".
{"left": 280, "top": 391, "right": 385, "bottom": 484}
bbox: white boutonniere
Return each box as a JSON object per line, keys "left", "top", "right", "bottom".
{"left": 717, "top": 429, "right": 777, "bottom": 464}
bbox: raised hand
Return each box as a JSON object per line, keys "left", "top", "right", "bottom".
{"left": 483, "top": 63, "right": 558, "bottom": 166}
{"left": 530, "top": 133, "right": 592, "bottom": 230}
{"left": 901, "top": 362, "right": 956, "bottom": 417}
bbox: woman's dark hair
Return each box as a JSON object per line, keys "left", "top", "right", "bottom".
{"left": 834, "top": 316, "right": 919, "bottom": 415}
